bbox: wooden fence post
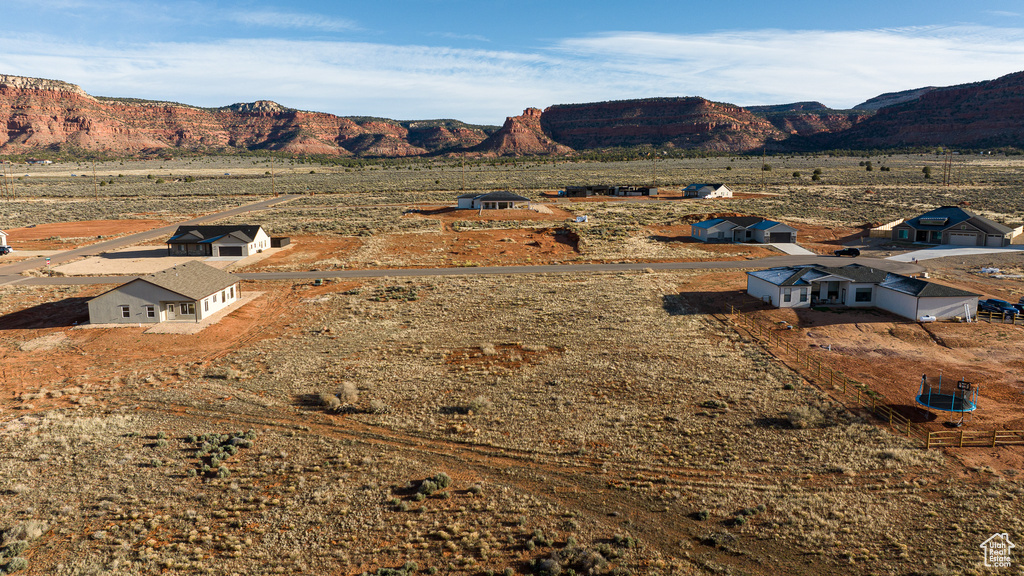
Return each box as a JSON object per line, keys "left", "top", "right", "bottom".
{"left": 992, "top": 430, "right": 998, "bottom": 447}
{"left": 926, "top": 432, "right": 931, "bottom": 450}
{"left": 959, "top": 430, "right": 965, "bottom": 448}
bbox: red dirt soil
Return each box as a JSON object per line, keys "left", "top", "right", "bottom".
{"left": 0, "top": 280, "right": 356, "bottom": 413}
{"left": 686, "top": 272, "right": 1024, "bottom": 471}
{"left": 5, "top": 219, "right": 168, "bottom": 249}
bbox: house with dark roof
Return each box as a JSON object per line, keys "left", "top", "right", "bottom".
{"left": 691, "top": 216, "right": 797, "bottom": 243}
{"left": 87, "top": 261, "right": 242, "bottom": 324}
{"left": 563, "top": 185, "right": 658, "bottom": 197}
{"left": 683, "top": 183, "right": 732, "bottom": 199}
{"left": 746, "top": 263, "right": 978, "bottom": 320}
{"left": 166, "top": 225, "right": 271, "bottom": 258}
{"left": 890, "top": 206, "right": 1024, "bottom": 247}
{"left": 456, "top": 191, "right": 531, "bottom": 210}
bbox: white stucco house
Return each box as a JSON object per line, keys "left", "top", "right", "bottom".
{"left": 683, "top": 183, "right": 733, "bottom": 199}
{"left": 88, "top": 261, "right": 242, "bottom": 324}
{"left": 746, "top": 263, "right": 978, "bottom": 321}
{"left": 691, "top": 216, "right": 797, "bottom": 243}
{"left": 0, "top": 229, "right": 7, "bottom": 246}
{"left": 166, "top": 225, "right": 271, "bottom": 258}
{"left": 456, "top": 191, "right": 531, "bottom": 210}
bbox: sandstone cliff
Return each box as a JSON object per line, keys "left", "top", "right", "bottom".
{"left": 540, "top": 98, "right": 788, "bottom": 152}
{"left": 820, "top": 71, "right": 1024, "bottom": 149}
{"left": 471, "top": 108, "right": 573, "bottom": 156}
{"left": 0, "top": 75, "right": 488, "bottom": 156}
{"left": 4, "top": 71, "right": 1024, "bottom": 157}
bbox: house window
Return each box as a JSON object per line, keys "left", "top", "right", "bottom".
{"left": 204, "top": 299, "right": 209, "bottom": 312}
{"left": 783, "top": 289, "right": 792, "bottom": 303}
{"left": 799, "top": 289, "right": 808, "bottom": 302}
{"left": 229, "top": 286, "right": 234, "bottom": 298}
{"left": 145, "top": 305, "right": 155, "bottom": 318}
{"left": 855, "top": 288, "right": 872, "bottom": 302}
{"left": 897, "top": 229, "right": 908, "bottom": 240}
{"left": 120, "top": 305, "right": 130, "bottom": 318}
{"left": 180, "top": 302, "right": 195, "bottom": 315}
{"left": 221, "top": 290, "right": 226, "bottom": 301}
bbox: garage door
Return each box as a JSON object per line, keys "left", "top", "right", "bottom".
{"left": 769, "top": 232, "right": 792, "bottom": 243}
{"left": 218, "top": 246, "right": 243, "bottom": 257}
{"left": 987, "top": 235, "right": 1005, "bottom": 247}
{"left": 947, "top": 233, "right": 976, "bottom": 246}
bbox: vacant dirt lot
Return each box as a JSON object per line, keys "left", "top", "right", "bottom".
{"left": 5, "top": 219, "right": 168, "bottom": 250}
{"left": 1, "top": 269, "right": 1022, "bottom": 575}
{"left": 4, "top": 155, "right": 1024, "bottom": 576}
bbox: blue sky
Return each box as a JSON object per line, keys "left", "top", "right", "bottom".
{"left": 2, "top": 1, "right": 1024, "bottom": 124}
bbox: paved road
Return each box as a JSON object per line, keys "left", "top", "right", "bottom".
{"left": 887, "top": 244, "right": 1024, "bottom": 262}
{"left": 9, "top": 256, "right": 925, "bottom": 286}
{"left": 0, "top": 194, "right": 301, "bottom": 284}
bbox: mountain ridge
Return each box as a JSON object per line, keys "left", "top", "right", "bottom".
{"left": 1, "top": 72, "right": 1022, "bottom": 157}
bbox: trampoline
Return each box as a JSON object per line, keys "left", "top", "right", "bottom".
{"left": 916, "top": 373, "right": 978, "bottom": 426}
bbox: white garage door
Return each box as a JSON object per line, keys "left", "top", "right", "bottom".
{"left": 987, "top": 235, "right": 1004, "bottom": 247}
{"left": 948, "top": 233, "right": 976, "bottom": 246}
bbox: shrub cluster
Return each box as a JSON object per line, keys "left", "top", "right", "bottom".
{"left": 185, "top": 429, "right": 257, "bottom": 478}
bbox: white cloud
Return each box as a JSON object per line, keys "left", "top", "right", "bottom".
{"left": 554, "top": 27, "right": 1024, "bottom": 108}
{"left": 0, "top": 25, "right": 1023, "bottom": 123}
{"left": 230, "top": 10, "right": 359, "bottom": 32}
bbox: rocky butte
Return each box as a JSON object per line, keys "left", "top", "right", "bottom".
{"left": 2, "top": 70, "right": 1024, "bottom": 157}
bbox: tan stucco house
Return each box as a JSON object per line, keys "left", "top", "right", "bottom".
{"left": 88, "top": 261, "right": 242, "bottom": 324}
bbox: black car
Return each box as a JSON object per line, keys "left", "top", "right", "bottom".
{"left": 834, "top": 247, "right": 860, "bottom": 257}
{"left": 0, "top": 246, "right": 11, "bottom": 256}
{"left": 980, "top": 298, "right": 1020, "bottom": 315}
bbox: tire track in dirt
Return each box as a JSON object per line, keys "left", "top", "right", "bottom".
{"left": 113, "top": 396, "right": 873, "bottom": 576}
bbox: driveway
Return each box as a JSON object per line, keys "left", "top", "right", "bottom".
{"left": 769, "top": 243, "right": 817, "bottom": 256}
{"left": 887, "top": 245, "right": 1024, "bottom": 262}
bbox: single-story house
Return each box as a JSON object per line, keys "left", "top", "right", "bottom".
{"left": 457, "top": 191, "right": 531, "bottom": 210}
{"left": 0, "top": 229, "right": 7, "bottom": 246}
{"left": 167, "top": 225, "right": 271, "bottom": 257}
{"left": 683, "top": 183, "right": 733, "bottom": 199}
{"left": 746, "top": 263, "right": 978, "bottom": 321}
{"left": 563, "top": 185, "right": 657, "bottom": 197}
{"left": 890, "top": 206, "right": 1024, "bottom": 247}
{"left": 88, "top": 261, "right": 242, "bottom": 324}
{"left": 691, "top": 216, "right": 797, "bottom": 243}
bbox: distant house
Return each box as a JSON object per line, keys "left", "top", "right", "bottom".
{"left": 88, "top": 261, "right": 242, "bottom": 324}
{"left": 891, "top": 206, "right": 1024, "bottom": 247}
{"left": 746, "top": 263, "right": 978, "bottom": 320}
{"left": 691, "top": 216, "right": 797, "bottom": 243}
{"left": 456, "top": 191, "right": 531, "bottom": 210}
{"left": 683, "top": 183, "right": 733, "bottom": 199}
{"left": 166, "top": 225, "right": 271, "bottom": 258}
{"left": 0, "top": 229, "right": 7, "bottom": 246}
{"left": 563, "top": 185, "right": 657, "bottom": 197}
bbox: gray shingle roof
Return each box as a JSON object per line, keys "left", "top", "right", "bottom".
{"left": 140, "top": 261, "right": 241, "bottom": 300}
{"left": 904, "top": 206, "right": 1012, "bottom": 235}
{"left": 878, "top": 274, "right": 979, "bottom": 298}
{"left": 168, "top": 225, "right": 265, "bottom": 244}
{"left": 748, "top": 264, "right": 975, "bottom": 299}
{"left": 474, "top": 191, "right": 530, "bottom": 202}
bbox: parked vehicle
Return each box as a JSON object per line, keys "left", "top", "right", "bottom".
{"left": 0, "top": 246, "right": 11, "bottom": 256}
{"left": 833, "top": 247, "right": 860, "bottom": 257}
{"left": 980, "top": 298, "right": 1020, "bottom": 315}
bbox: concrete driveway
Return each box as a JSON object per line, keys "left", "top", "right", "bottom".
{"left": 769, "top": 243, "right": 817, "bottom": 256}
{"left": 887, "top": 245, "right": 1024, "bottom": 262}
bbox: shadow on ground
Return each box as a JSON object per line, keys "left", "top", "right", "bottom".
{"left": 0, "top": 297, "right": 90, "bottom": 330}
